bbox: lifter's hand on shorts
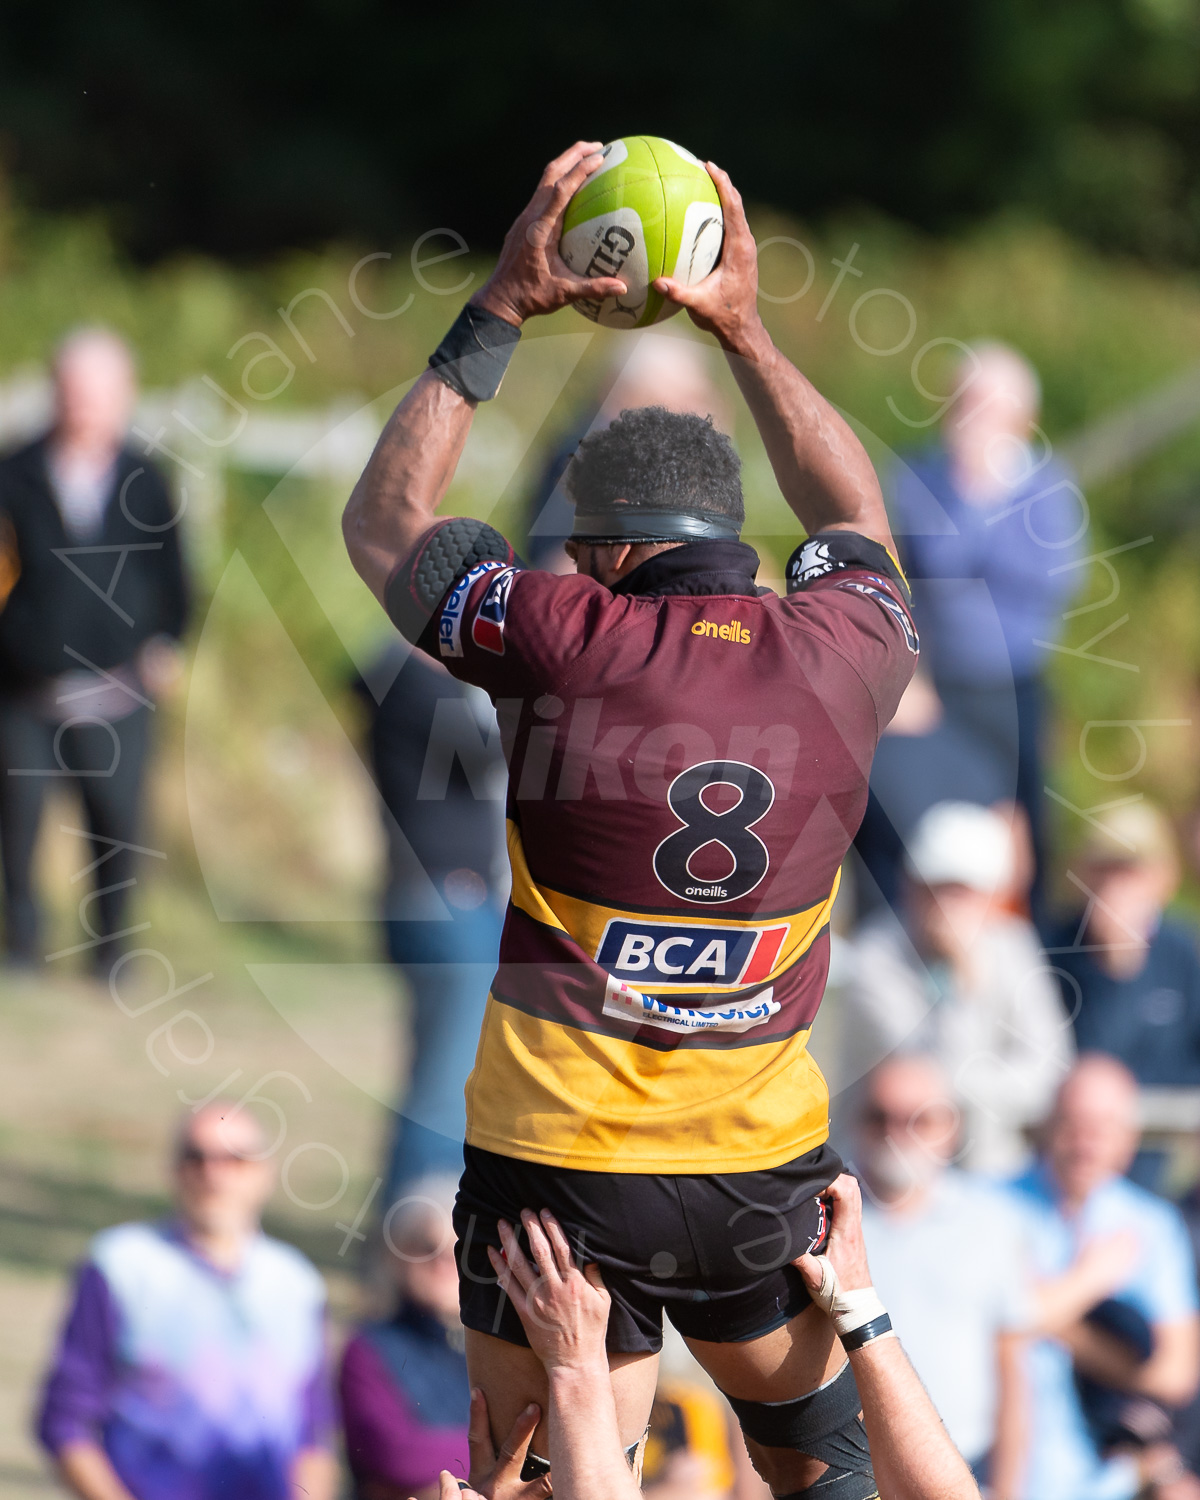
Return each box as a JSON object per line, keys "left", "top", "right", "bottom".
{"left": 471, "top": 143, "right": 628, "bottom": 327}
{"left": 793, "top": 1173, "right": 874, "bottom": 1305}
{"left": 652, "top": 163, "right": 767, "bottom": 359}
{"left": 488, "top": 1209, "right": 611, "bottom": 1372}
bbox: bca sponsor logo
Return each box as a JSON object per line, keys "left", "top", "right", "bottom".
{"left": 602, "top": 975, "right": 780, "bottom": 1035}
{"left": 438, "top": 560, "right": 506, "bottom": 658}
{"left": 595, "top": 918, "right": 788, "bottom": 989}
{"left": 472, "top": 567, "right": 517, "bottom": 655}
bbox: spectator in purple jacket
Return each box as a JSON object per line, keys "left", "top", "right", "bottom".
{"left": 36, "top": 1102, "right": 335, "bottom": 1500}
{"left": 888, "top": 341, "right": 1082, "bottom": 918}
{"left": 339, "top": 1174, "right": 470, "bottom": 1500}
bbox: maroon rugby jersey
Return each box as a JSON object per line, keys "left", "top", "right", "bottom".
{"left": 418, "top": 534, "right": 916, "bottom": 1173}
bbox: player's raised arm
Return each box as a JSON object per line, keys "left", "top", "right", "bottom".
{"left": 653, "top": 167, "right": 893, "bottom": 551}
{"left": 794, "top": 1176, "right": 981, "bottom": 1500}
{"left": 342, "top": 142, "right": 628, "bottom": 604}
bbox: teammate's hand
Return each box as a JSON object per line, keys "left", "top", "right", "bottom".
{"left": 652, "top": 163, "right": 766, "bottom": 357}
{"left": 471, "top": 143, "right": 628, "bottom": 326}
{"left": 442, "top": 1387, "right": 550, "bottom": 1500}
{"left": 488, "top": 1209, "right": 611, "bottom": 1371}
{"left": 793, "top": 1173, "right": 874, "bottom": 1302}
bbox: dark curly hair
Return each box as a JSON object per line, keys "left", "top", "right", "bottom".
{"left": 564, "top": 406, "right": 744, "bottom": 525}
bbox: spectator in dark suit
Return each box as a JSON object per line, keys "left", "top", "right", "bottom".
{"left": 356, "top": 642, "right": 506, "bottom": 1199}
{"left": 889, "top": 341, "right": 1082, "bottom": 920}
{"left": 0, "top": 328, "right": 189, "bottom": 972}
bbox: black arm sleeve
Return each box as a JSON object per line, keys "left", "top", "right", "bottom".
{"left": 785, "top": 530, "right": 911, "bottom": 603}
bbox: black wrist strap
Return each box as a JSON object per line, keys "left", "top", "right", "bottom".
{"left": 841, "top": 1313, "right": 893, "bottom": 1352}
{"left": 429, "top": 303, "right": 522, "bottom": 403}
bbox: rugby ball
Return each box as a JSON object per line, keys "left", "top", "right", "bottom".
{"left": 560, "top": 137, "right": 724, "bottom": 329}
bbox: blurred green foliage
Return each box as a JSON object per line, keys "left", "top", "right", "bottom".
{"left": 1, "top": 198, "right": 1196, "bottom": 917}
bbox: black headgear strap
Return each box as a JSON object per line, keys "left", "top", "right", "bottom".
{"left": 571, "top": 508, "right": 741, "bottom": 543}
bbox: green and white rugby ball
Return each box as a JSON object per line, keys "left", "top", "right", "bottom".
{"left": 560, "top": 136, "right": 724, "bottom": 329}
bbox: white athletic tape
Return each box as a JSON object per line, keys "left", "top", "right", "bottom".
{"left": 807, "top": 1256, "right": 888, "bottom": 1337}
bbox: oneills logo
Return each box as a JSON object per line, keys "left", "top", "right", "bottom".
{"left": 691, "top": 619, "right": 751, "bottom": 645}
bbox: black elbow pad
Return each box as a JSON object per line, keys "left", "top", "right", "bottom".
{"left": 385, "top": 518, "right": 515, "bottom": 643}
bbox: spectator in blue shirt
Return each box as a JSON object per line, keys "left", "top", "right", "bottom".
{"left": 889, "top": 342, "right": 1082, "bottom": 917}
{"left": 1048, "top": 802, "right": 1200, "bottom": 1088}
{"left": 851, "top": 1054, "right": 1030, "bottom": 1491}
{"left": 1012, "top": 1055, "right": 1200, "bottom": 1500}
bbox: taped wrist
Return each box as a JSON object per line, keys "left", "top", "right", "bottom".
{"left": 384, "top": 518, "right": 515, "bottom": 643}
{"left": 724, "top": 1363, "right": 876, "bottom": 1500}
{"left": 807, "top": 1256, "right": 895, "bottom": 1350}
{"left": 429, "top": 303, "right": 522, "bottom": 403}
{"left": 785, "top": 530, "right": 910, "bottom": 603}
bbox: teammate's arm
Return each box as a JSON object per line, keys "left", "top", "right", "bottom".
{"left": 343, "top": 143, "right": 627, "bottom": 604}
{"left": 654, "top": 171, "right": 893, "bottom": 552}
{"left": 486, "top": 1212, "right": 642, "bottom": 1500}
{"left": 484, "top": 1200, "right": 980, "bottom": 1500}
{"left": 795, "top": 1175, "right": 980, "bottom": 1500}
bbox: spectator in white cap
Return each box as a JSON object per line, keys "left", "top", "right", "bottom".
{"left": 837, "top": 800, "right": 1073, "bottom": 1171}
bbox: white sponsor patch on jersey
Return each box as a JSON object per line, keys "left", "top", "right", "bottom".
{"left": 602, "top": 974, "right": 779, "bottom": 1034}
{"left": 438, "top": 560, "right": 506, "bottom": 658}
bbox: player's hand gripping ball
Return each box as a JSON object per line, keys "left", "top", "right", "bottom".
{"left": 559, "top": 136, "right": 724, "bottom": 329}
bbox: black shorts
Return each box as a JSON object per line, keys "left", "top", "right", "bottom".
{"left": 453, "top": 1141, "right": 840, "bottom": 1355}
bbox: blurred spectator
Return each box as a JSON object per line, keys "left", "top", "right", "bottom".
{"left": 1048, "top": 802, "right": 1200, "bottom": 1087}
{"left": 851, "top": 668, "right": 1009, "bottom": 918}
{"left": 1012, "top": 1055, "right": 1200, "bottom": 1500}
{"left": 851, "top": 1055, "right": 1029, "bottom": 1491}
{"left": 36, "top": 1102, "right": 335, "bottom": 1500}
{"left": 1171, "top": 1182, "right": 1200, "bottom": 1483}
{"left": 641, "top": 1378, "right": 738, "bottom": 1500}
{"left": 0, "top": 328, "right": 189, "bottom": 972}
{"left": 357, "top": 641, "right": 506, "bottom": 1198}
{"left": 841, "top": 800, "right": 1071, "bottom": 1171}
{"left": 340, "top": 1174, "right": 469, "bottom": 1500}
{"left": 524, "top": 332, "right": 731, "bottom": 570}
{"left": 891, "top": 341, "right": 1082, "bottom": 917}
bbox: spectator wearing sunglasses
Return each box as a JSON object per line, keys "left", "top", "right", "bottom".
{"left": 850, "top": 1054, "right": 1031, "bottom": 1492}
{"left": 36, "top": 1102, "right": 335, "bottom": 1500}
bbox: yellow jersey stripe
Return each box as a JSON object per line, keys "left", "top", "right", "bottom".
{"left": 506, "top": 819, "right": 839, "bottom": 996}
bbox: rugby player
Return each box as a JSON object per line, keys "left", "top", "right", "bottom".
{"left": 344, "top": 141, "right": 919, "bottom": 1500}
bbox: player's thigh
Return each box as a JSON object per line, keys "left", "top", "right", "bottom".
{"left": 684, "top": 1300, "right": 842, "bottom": 1399}
{"left": 464, "top": 1327, "right": 660, "bottom": 1455}
{"left": 684, "top": 1303, "right": 850, "bottom": 1496}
